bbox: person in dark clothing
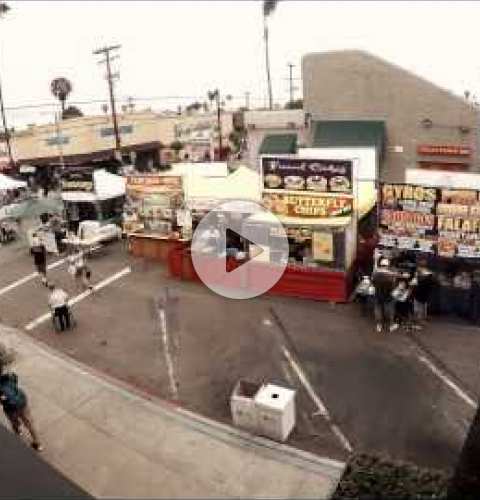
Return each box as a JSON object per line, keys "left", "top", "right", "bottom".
{"left": 0, "top": 364, "right": 43, "bottom": 451}
{"left": 372, "top": 258, "right": 399, "bottom": 333}
{"left": 410, "top": 260, "right": 435, "bottom": 330}
{"left": 30, "top": 234, "right": 48, "bottom": 286}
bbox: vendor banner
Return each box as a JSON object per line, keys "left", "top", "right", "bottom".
{"left": 262, "top": 157, "right": 352, "bottom": 194}
{"left": 126, "top": 175, "right": 182, "bottom": 193}
{"left": 379, "top": 183, "right": 438, "bottom": 253}
{"left": 61, "top": 169, "right": 94, "bottom": 192}
{"left": 379, "top": 182, "right": 480, "bottom": 257}
{"left": 262, "top": 192, "right": 353, "bottom": 218}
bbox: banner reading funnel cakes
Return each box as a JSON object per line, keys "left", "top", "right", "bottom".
{"left": 261, "top": 157, "right": 353, "bottom": 194}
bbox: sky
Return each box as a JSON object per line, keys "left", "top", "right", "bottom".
{"left": 1, "top": 0, "right": 480, "bottom": 129}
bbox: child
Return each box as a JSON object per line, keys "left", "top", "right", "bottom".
{"left": 353, "top": 275, "right": 375, "bottom": 316}
{"left": 392, "top": 279, "right": 411, "bottom": 329}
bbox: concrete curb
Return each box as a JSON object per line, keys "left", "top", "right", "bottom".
{"left": 0, "top": 324, "right": 346, "bottom": 481}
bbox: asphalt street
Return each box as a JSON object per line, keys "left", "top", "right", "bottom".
{"left": 0, "top": 236, "right": 478, "bottom": 471}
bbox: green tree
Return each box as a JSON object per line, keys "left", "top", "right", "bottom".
{"left": 170, "top": 140, "right": 184, "bottom": 161}
{"left": 285, "top": 98, "right": 303, "bottom": 110}
{"left": 62, "top": 105, "right": 83, "bottom": 119}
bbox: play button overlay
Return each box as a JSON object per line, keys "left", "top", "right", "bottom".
{"left": 191, "top": 200, "right": 289, "bottom": 299}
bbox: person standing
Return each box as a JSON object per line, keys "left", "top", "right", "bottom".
{"left": 372, "top": 258, "right": 398, "bottom": 333}
{"left": 0, "top": 363, "right": 43, "bottom": 451}
{"left": 48, "top": 284, "right": 70, "bottom": 331}
{"left": 410, "top": 259, "right": 435, "bottom": 330}
{"left": 30, "top": 234, "right": 48, "bottom": 286}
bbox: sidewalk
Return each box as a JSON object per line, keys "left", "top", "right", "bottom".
{"left": 0, "top": 324, "right": 344, "bottom": 499}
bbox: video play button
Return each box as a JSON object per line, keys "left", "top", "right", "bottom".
{"left": 191, "top": 200, "right": 289, "bottom": 299}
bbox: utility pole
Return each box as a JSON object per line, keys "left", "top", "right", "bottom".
{"left": 93, "top": 44, "right": 121, "bottom": 155}
{"left": 245, "top": 91, "right": 250, "bottom": 110}
{"left": 287, "top": 63, "right": 295, "bottom": 104}
{"left": 0, "top": 75, "right": 13, "bottom": 168}
{"left": 0, "top": 3, "right": 13, "bottom": 169}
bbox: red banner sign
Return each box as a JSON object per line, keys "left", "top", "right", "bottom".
{"left": 417, "top": 145, "right": 471, "bottom": 156}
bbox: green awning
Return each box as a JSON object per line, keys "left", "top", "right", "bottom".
{"left": 259, "top": 134, "right": 297, "bottom": 155}
{"left": 312, "top": 120, "right": 385, "bottom": 154}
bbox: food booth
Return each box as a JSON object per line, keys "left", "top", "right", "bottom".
{"left": 61, "top": 168, "right": 126, "bottom": 229}
{"left": 126, "top": 174, "right": 188, "bottom": 262}
{"left": 166, "top": 157, "right": 376, "bottom": 302}
{"left": 376, "top": 170, "right": 480, "bottom": 322}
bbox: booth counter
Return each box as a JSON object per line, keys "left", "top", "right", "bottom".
{"left": 129, "top": 233, "right": 189, "bottom": 262}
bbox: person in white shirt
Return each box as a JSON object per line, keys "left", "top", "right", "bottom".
{"left": 48, "top": 284, "right": 70, "bottom": 331}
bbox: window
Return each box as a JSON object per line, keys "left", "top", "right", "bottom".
{"left": 100, "top": 125, "right": 133, "bottom": 137}
{"left": 45, "top": 136, "right": 70, "bottom": 146}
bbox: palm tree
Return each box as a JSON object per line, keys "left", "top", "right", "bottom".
{"left": 50, "top": 77, "right": 72, "bottom": 117}
{"left": 263, "top": 0, "right": 278, "bottom": 110}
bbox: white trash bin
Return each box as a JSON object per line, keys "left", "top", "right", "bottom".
{"left": 230, "top": 380, "right": 262, "bottom": 433}
{"left": 254, "top": 383, "right": 296, "bottom": 442}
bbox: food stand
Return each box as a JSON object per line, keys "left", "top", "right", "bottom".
{"left": 166, "top": 158, "right": 375, "bottom": 303}
{"left": 126, "top": 174, "right": 188, "bottom": 262}
{"left": 61, "top": 168, "right": 126, "bottom": 230}
{"left": 376, "top": 173, "right": 480, "bottom": 322}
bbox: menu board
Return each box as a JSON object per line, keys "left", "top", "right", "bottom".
{"left": 378, "top": 182, "right": 480, "bottom": 258}
{"left": 262, "top": 157, "right": 352, "bottom": 194}
{"left": 379, "top": 183, "right": 437, "bottom": 253}
{"left": 263, "top": 192, "right": 353, "bottom": 218}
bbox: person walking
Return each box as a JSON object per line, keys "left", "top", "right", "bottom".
{"left": 48, "top": 283, "right": 71, "bottom": 331}
{"left": 0, "top": 363, "right": 43, "bottom": 451}
{"left": 372, "top": 258, "right": 398, "bottom": 333}
{"left": 30, "top": 234, "right": 48, "bottom": 286}
{"left": 68, "top": 250, "right": 93, "bottom": 292}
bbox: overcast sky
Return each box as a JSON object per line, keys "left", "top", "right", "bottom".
{"left": 2, "top": 1, "right": 480, "bottom": 128}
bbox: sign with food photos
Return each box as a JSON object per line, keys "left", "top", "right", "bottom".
{"left": 263, "top": 192, "right": 353, "bottom": 218}
{"left": 378, "top": 182, "right": 480, "bottom": 258}
{"left": 261, "top": 157, "right": 352, "bottom": 194}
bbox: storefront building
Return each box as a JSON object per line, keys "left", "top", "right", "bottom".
{"left": 302, "top": 50, "right": 480, "bottom": 182}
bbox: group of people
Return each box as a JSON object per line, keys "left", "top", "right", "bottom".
{"left": 355, "top": 257, "right": 435, "bottom": 333}
{"left": 30, "top": 234, "right": 94, "bottom": 332}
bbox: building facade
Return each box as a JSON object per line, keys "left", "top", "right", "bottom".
{"left": 302, "top": 50, "right": 480, "bottom": 182}
{"left": 10, "top": 109, "right": 234, "bottom": 170}
{"left": 244, "top": 109, "right": 308, "bottom": 169}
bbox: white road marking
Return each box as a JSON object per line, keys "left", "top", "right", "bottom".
{"left": 0, "top": 257, "right": 68, "bottom": 297}
{"left": 279, "top": 343, "right": 353, "bottom": 453}
{"left": 158, "top": 307, "right": 179, "bottom": 400}
{"left": 24, "top": 266, "right": 131, "bottom": 331}
{"left": 416, "top": 354, "right": 477, "bottom": 410}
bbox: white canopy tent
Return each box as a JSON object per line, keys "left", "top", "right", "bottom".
{"left": 185, "top": 166, "right": 261, "bottom": 210}
{"left": 61, "top": 169, "right": 126, "bottom": 202}
{"left": 0, "top": 173, "right": 27, "bottom": 191}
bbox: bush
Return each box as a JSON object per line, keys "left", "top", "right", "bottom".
{"left": 332, "top": 453, "right": 450, "bottom": 499}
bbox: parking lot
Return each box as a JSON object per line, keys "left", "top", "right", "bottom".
{"left": 0, "top": 237, "right": 478, "bottom": 470}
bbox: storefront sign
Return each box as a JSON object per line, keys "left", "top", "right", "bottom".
{"left": 313, "top": 231, "right": 334, "bottom": 262}
{"left": 262, "top": 157, "right": 352, "bottom": 194}
{"left": 61, "top": 169, "right": 94, "bottom": 192}
{"left": 263, "top": 192, "right": 353, "bottom": 218}
{"left": 417, "top": 145, "right": 471, "bottom": 156}
{"left": 126, "top": 175, "right": 182, "bottom": 192}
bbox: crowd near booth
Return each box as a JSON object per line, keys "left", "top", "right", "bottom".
{"left": 376, "top": 169, "right": 480, "bottom": 323}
